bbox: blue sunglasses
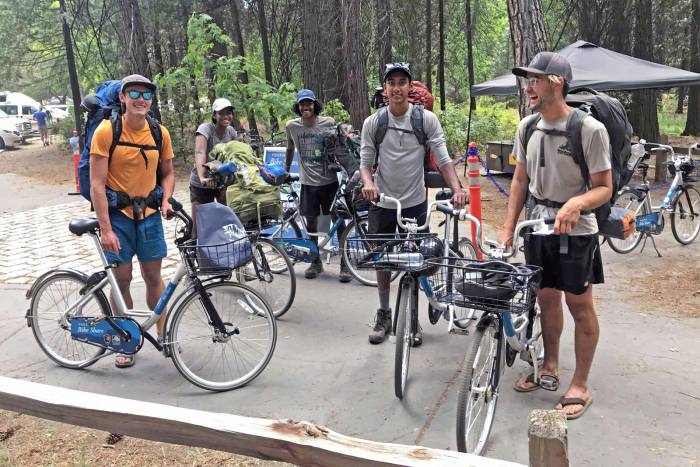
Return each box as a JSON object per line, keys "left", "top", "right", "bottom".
{"left": 127, "top": 90, "right": 154, "bottom": 100}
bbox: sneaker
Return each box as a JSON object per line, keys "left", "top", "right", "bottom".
{"left": 369, "top": 308, "right": 392, "bottom": 344}
{"left": 304, "top": 258, "right": 324, "bottom": 279}
{"left": 338, "top": 262, "right": 352, "bottom": 283}
{"left": 412, "top": 324, "right": 423, "bottom": 347}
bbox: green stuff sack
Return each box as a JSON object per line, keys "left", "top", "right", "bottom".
{"left": 209, "top": 141, "right": 282, "bottom": 229}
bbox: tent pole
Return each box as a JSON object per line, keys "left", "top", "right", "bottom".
{"left": 465, "top": 103, "right": 473, "bottom": 177}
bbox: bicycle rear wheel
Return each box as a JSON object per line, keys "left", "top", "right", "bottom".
{"left": 608, "top": 190, "right": 647, "bottom": 254}
{"left": 29, "top": 271, "right": 111, "bottom": 369}
{"left": 239, "top": 238, "right": 296, "bottom": 318}
{"left": 394, "top": 279, "right": 413, "bottom": 400}
{"left": 341, "top": 218, "right": 399, "bottom": 286}
{"left": 456, "top": 317, "right": 500, "bottom": 455}
{"left": 168, "top": 281, "right": 276, "bottom": 391}
{"left": 671, "top": 186, "right": 700, "bottom": 245}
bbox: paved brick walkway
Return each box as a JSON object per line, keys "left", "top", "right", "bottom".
{"left": 0, "top": 192, "right": 191, "bottom": 285}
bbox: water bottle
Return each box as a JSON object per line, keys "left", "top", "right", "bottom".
{"left": 239, "top": 164, "right": 250, "bottom": 187}
{"left": 628, "top": 143, "right": 645, "bottom": 170}
{"left": 218, "top": 162, "right": 237, "bottom": 176}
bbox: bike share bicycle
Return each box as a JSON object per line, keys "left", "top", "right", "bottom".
{"left": 25, "top": 198, "right": 277, "bottom": 392}
{"left": 608, "top": 142, "right": 700, "bottom": 255}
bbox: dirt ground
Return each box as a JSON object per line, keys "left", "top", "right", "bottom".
{"left": 1, "top": 138, "right": 698, "bottom": 465}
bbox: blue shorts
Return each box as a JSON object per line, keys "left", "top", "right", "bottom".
{"left": 105, "top": 210, "right": 167, "bottom": 264}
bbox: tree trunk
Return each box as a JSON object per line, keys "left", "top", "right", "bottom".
{"left": 630, "top": 0, "right": 659, "bottom": 142}
{"left": 466, "top": 0, "right": 475, "bottom": 111}
{"left": 59, "top": 0, "right": 83, "bottom": 135}
{"left": 506, "top": 0, "right": 548, "bottom": 117}
{"left": 608, "top": 0, "right": 631, "bottom": 54}
{"left": 425, "top": 0, "right": 432, "bottom": 91}
{"left": 438, "top": 0, "right": 445, "bottom": 111}
{"left": 255, "top": 0, "right": 278, "bottom": 132}
{"left": 376, "top": 0, "right": 392, "bottom": 81}
{"left": 342, "top": 0, "right": 370, "bottom": 129}
{"left": 683, "top": 0, "right": 700, "bottom": 135}
{"left": 229, "top": 0, "right": 258, "bottom": 133}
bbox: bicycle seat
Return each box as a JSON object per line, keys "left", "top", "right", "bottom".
{"left": 69, "top": 218, "right": 100, "bottom": 236}
{"left": 626, "top": 184, "right": 649, "bottom": 193}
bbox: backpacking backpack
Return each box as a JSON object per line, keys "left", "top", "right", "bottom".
{"left": 77, "top": 79, "right": 163, "bottom": 201}
{"left": 210, "top": 140, "right": 282, "bottom": 228}
{"left": 523, "top": 88, "right": 634, "bottom": 220}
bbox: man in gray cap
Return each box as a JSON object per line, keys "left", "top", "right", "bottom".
{"left": 497, "top": 52, "right": 611, "bottom": 420}
{"left": 90, "top": 74, "right": 175, "bottom": 368}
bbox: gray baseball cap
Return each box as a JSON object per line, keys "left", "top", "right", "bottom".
{"left": 512, "top": 52, "right": 572, "bottom": 82}
{"left": 121, "top": 74, "right": 157, "bottom": 92}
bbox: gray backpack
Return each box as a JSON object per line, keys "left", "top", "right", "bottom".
{"left": 195, "top": 202, "right": 252, "bottom": 271}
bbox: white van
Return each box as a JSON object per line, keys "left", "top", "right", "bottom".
{"left": 0, "top": 92, "right": 43, "bottom": 136}
{"left": 0, "top": 108, "right": 32, "bottom": 145}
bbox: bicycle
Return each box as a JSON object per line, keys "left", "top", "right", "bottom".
{"left": 25, "top": 198, "right": 277, "bottom": 392}
{"left": 344, "top": 194, "right": 478, "bottom": 400}
{"left": 607, "top": 142, "right": 700, "bottom": 255}
{"left": 426, "top": 212, "right": 552, "bottom": 455}
{"left": 203, "top": 161, "right": 297, "bottom": 318}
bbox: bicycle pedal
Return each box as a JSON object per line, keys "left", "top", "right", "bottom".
{"left": 449, "top": 327, "right": 469, "bottom": 336}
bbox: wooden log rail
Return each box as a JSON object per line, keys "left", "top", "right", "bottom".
{"left": 0, "top": 377, "right": 524, "bottom": 467}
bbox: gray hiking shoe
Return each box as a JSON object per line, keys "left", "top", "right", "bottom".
{"left": 338, "top": 261, "right": 352, "bottom": 283}
{"left": 369, "top": 308, "right": 392, "bottom": 344}
{"left": 413, "top": 324, "right": 423, "bottom": 347}
{"left": 304, "top": 258, "right": 324, "bottom": 279}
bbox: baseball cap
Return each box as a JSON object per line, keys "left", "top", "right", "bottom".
{"left": 293, "top": 89, "right": 323, "bottom": 115}
{"left": 512, "top": 52, "right": 572, "bottom": 82}
{"left": 212, "top": 98, "right": 234, "bottom": 112}
{"left": 121, "top": 74, "right": 157, "bottom": 92}
{"left": 383, "top": 62, "right": 412, "bottom": 82}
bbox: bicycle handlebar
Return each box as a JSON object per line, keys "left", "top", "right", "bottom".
{"left": 377, "top": 194, "right": 451, "bottom": 232}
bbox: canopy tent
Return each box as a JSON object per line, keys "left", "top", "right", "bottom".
{"left": 472, "top": 40, "right": 700, "bottom": 96}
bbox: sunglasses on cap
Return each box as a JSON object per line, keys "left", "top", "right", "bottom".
{"left": 126, "top": 90, "right": 154, "bottom": 100}
{"left": 384, "top": 62, "right": 410, "bottom": 72}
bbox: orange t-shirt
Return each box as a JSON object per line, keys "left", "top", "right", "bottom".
{"left": 90, "top": 116, "right": 174, "bottom": 218}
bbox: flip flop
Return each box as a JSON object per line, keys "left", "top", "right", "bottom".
{"left": 513, "top": 372, "right": 559, "bottom": 392}
{"left": 556, "top": 396, "right": 593, "bottom": 420}
{"left": 513, "top": 372, "right": 540, "bottom": 392}
{"left": 115, "top": 354, "right": 135, "bottom": 368}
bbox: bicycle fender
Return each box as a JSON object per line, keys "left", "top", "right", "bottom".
{"left": 25, "top": 268, "right": 88, "bottom": 300}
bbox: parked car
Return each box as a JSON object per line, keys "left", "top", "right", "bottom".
{"left": 0, "top": 92, "right": 43, "bottom": 136}
{"left": 0, "top": 108, "right": 32, "bottom": 143}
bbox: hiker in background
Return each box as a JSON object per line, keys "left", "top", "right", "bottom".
{"left": 90, "top": 74, "right": 175, "bottom": 369}
{"left": 68, "top": 129, "right": 80, "bottom": 154}
{"left": 498, "top": 52, "right": 611, "bottom": 420}
{"left": 33, "top": 107, "right": 49, "bottom": 146}
{"left": 189, "top": 97, "right": 239, "bottom": 233}
{"left": 285, "top": 89, "right": 351, "bottom": 282}
{"left": 359, "top": 62, "right": 467, "bottom": 345}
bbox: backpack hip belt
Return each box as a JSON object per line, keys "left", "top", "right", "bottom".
{"left": 530, "top": 195, "right": 592, "bottom": 215}
{"left": 111, "top": 187, "right": 162, "bottom": 220}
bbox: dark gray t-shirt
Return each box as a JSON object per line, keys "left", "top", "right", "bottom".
{"left": 285, "top": 116, "right": 338, "bottom": 186}
{"left": 190, "top": 122, "right": 238, "bottom": 188}
{"left": 515, "top": 112, "right": 611, "bottom": 235}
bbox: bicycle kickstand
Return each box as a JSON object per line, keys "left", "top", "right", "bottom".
{"left": 638, "top": 233, "right": 662, "bottom": 257}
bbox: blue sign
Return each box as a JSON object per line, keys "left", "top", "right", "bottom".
{"left": 264, "top": 147, "right": 299, "bottom": 174}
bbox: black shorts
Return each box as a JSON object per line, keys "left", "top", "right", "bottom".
{"left": 300, "top": 182, "right": 339, "bottom": 216}
{"left": 190, "top": 185, "right": 226, "bottom": 204}
{"left": 368, "top": 199, "right": 428, "bottom": 234}
{"left": 524, "top": 234, "right": 604, "bottom": 295}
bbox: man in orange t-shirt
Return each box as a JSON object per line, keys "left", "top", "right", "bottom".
{"left": 90, "top": 74, "right": 175, "bottom": 368}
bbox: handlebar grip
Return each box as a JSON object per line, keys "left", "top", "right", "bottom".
{"left": 169, "top": 197, "right": 183, "bottom": 212}
{"left": 436, "top": 203, "right": 455, "bottom": 215}
{"left": 286, "top": 175, "right": 300, "bottom": 183}
{"left": 544, "top": 217, "right": 556, "bottom": 225}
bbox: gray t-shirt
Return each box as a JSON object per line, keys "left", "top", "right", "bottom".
{"left": 515, "top": 112, "right": 611, "bottom": 235}
{"left": 190, "top": 122, "right": 238, "bottom": 188}
{"left": 360, "top": 104, "right": 451, "bottom": 209}
{"left": 285, "top": 116, "right": 338, "bottom": 186}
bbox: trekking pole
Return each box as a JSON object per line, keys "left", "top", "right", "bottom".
{"left": 467, "top": 142, "right": 483, "bottom": 259}
{"left": 68, "top": 146, "right": 81, "bottom": 195}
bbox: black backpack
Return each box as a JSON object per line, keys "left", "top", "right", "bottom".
{"left": 524, "top": 88, "right": 634, "bottom": 220}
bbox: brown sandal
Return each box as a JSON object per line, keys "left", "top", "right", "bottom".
{"left": 556, "top": 396, "right": 593, "bottom": 420}
{"left": 513, "top": 372, "right": 559, "bottom": 392}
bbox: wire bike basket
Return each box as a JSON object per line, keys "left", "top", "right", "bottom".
{"left": 425, "top": 257, "right": 542, "bottom": 314}
{"left": 344, "top": 232, "right": 438, "bottom": 272}
{"left": 178, "top": 236, "right": 254, "bottom": 275}
{"left": 667, "top": 159, "right": 700, "bottom": 183}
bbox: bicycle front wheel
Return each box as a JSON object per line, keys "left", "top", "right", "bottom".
{"left": 394, "top": 280, "right": 413, "bottom": 400}
{"left": 671, "top": 186, "right": 700, "bottom": 245}
{"left": 608, "top": 190, "right": 647, "bottom": 254}
{"left": 239, "top": 238, "right": 296, "bottom": 318}
{"left": 29, "top": 271, "right": 111, "bottom": 369}
{"left": 456, "top": 318, "right": 500, "bottom": 455}
{"left": 168, "top": 281, "right": 277, "bottom": 391}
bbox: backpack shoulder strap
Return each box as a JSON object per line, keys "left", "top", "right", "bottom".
{"left": 410, "top": 104, "right": 428, "bottom": 153}
{"left": 566, "top": 108, "right": 591, "bottom": 190}
{"left": 145, "top": 114, "right": 163, "bottom": 155}
{"left": 373, "top": 107, "right": 389, "bottom": 166}
{"left": 523, "top": 114, "right": 542, "bottom": 150}
{"left": 108, "top": 111, "right": 122, "bottom": 165}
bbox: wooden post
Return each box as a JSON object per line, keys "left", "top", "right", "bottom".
{"left": 528, "top": 409, "right": 568, "bottom": 467}
{"left": 654, "top": 148, "right": 668, "bottom": 184}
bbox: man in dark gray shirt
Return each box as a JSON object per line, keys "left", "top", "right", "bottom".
{"left": 285, "top": 89, "right": 350, "bottom": 281}
{"left": 360, "top": 63, "right": 468, "bottom": 345}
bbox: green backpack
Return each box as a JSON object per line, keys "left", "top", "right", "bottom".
{"left": 209, "top": 141, "right": 282, "bottom": 228}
